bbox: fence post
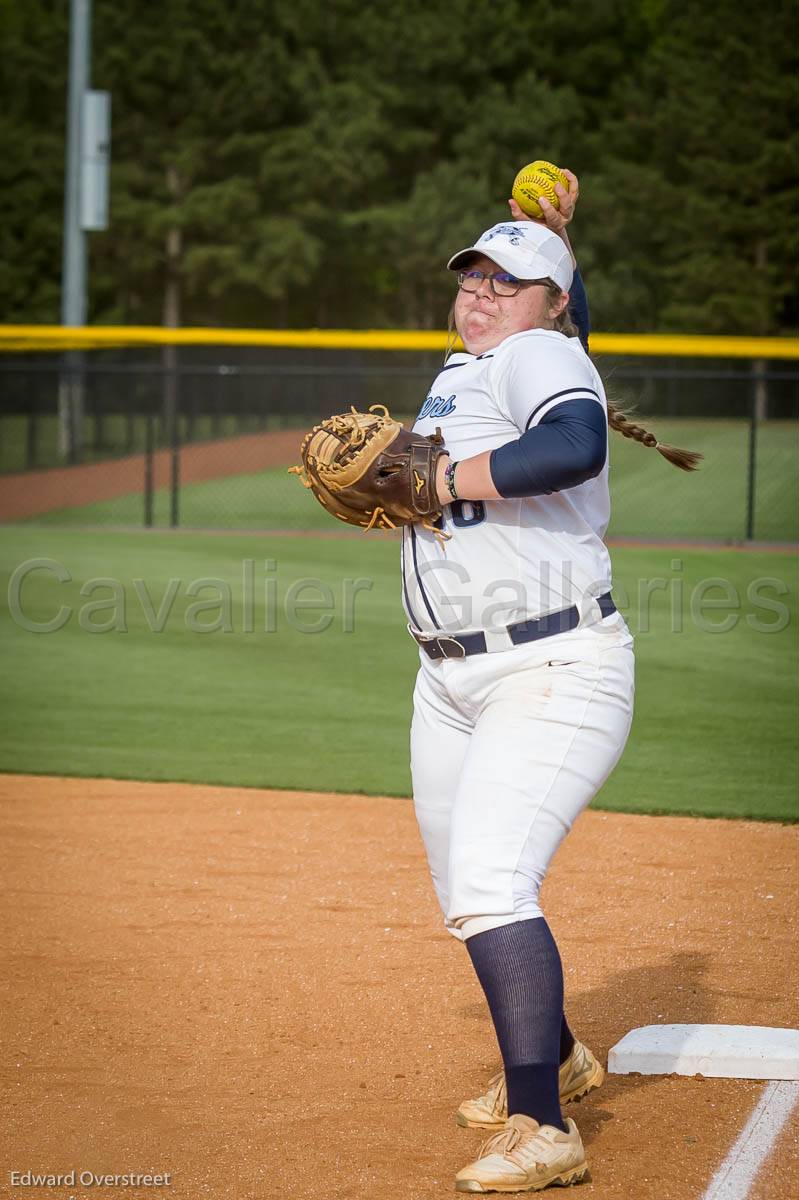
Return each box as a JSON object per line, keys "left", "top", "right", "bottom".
{"left": 213, "top": 370, "right": 223, "bottom": 438}
{"left": 170, "top": 404, "right": 180, "bottom": 528}
{"left": 26, "top": 395, "right": 38, "bottom": 468}
{"left": 745, "top": 362, "right": 761, "bottom": 540}
{"left": 143, "top": 409, "right": 154, "bottom": 528}
{"left": 163, "top": 345, "right": 180, "bottom": 528}
{"left": 125, "top": 399, "right": 136, "bottom": 454}
{"left": 92, "top": 374, "right": 103, "bottom": 455}
{"left": 58, "top": 353, "right": 86, "bottom": 463}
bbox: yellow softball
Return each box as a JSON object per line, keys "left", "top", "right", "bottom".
{"left": 512, "top": 160, "right": 570, "bottom": 220}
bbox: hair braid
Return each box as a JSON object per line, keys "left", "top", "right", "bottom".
{"left": 542, "top": 279, "right": 702, "bottom": 471}
{"left": 607, "top": 403, "right": 703, "bottom": 472}
{"left": 447, "top": 276, "right": 702, "bottom": 472}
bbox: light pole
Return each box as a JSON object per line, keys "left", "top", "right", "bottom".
{"left": 59, "top": 0, "right": 110, "bottom": 461}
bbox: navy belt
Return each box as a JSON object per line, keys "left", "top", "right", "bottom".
{"left": 411, "top": 592, "right": 616, "bottom": 661}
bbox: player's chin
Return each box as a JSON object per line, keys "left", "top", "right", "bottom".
{"left": 460, "top": 310, "right": 492, "bottom": 336}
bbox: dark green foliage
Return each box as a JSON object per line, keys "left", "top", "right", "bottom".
{"left": 0, "top": 1, "right": 69, "bottom": 320}
{"left": 1, "top": 0, "right": 797, "bottom": 332}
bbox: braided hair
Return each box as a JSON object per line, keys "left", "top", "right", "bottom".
{"left": 446, "top": 275, "right": 702, "bottom": 473}
{"left": 605, "top": 404, "right": 702, "bottom": 471}
{"left": 545, "top": 281, "right": 702, "bottom": 472}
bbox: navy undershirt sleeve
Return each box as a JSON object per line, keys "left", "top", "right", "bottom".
{"left": 489, "top": 397, "right": 607, "bottom": 498}
{"left": 569, "top": 268, "right": 590, "bottom": 351}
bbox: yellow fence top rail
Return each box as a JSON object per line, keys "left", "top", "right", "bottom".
{"left": 2, "top": 325, "right": 799, "bottom": 360}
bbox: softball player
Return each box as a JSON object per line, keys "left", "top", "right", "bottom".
{"left": 403, "top": 184, "right": 697, "bottom": 1192}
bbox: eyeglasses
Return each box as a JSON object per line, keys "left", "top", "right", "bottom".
{"left": 457, "top": 270, "right": 546, "bottom": 298}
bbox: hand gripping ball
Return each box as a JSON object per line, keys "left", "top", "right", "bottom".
{"left": 511, "top": 160, "right": 570, "bottom": 220}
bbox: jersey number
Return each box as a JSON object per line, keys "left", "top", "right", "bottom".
{"left": 434, "top": 501, "right": 486, "bottom": 530}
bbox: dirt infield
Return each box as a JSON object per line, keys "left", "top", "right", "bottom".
{"left": 1, "top": 775, "right": 797, "bottom": 1200}
{"left": 0, "top": 430, "right": 303, "bottom": 521}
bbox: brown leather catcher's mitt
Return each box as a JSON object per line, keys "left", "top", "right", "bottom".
{"left": 289, "top": 405, "right": 448, "bottom": 537}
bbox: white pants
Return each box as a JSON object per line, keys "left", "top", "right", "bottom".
{"left": 410, "top": 616, "right": 635, "bottom": 941}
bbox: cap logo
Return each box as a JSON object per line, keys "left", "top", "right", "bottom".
{"left": 480, "top": 224, "right": 528, "bottom": 247}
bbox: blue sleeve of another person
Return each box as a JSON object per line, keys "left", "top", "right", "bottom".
{"left": 569, "top": 268, "right": 590, "bottom": 351}
{"left": 489, "top": 398, "right": 607, "bottom": 498}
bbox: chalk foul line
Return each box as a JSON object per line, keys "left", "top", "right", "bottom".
{"left": 701, "top": 1080, "right": 799, "bottom": 1200}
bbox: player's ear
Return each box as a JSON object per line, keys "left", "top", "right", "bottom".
{"left": 548, "top": 291, "right": 569, "bottom": 320}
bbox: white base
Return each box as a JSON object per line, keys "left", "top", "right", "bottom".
{"left": 607, "top": 1024, "right": 799, "bottom": 1080}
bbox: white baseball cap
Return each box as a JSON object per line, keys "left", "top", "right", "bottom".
{"left": 447, "top": 221, "right": 573, "bottom": 293}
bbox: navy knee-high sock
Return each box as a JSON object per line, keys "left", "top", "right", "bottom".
{"left": 466, "top": 918, "right": 567, "bottom": 1132}
{"left": 560, "top": 1013, "right": 575, "bottom": 1065}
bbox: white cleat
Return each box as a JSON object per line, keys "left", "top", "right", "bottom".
{"left": 456, "top": 1041, "right": 604, "bottom": 1130}
{"left": 455, "top": 1113, "right": 589, "bottom": 1193}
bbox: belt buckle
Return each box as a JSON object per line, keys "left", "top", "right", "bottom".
{"left": 409, "top": 624, "right": 468, "bottom": 659}
{"left": 435, "top": 636, "right": 466, "bottom": 659}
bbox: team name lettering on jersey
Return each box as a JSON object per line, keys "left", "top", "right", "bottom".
{"left": 418, "top": 393, "right": 456, "bottom": 421}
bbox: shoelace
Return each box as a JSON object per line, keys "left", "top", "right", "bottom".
{"left": 471, "top": 1068, "right": 505, "bottom": 1110}
{"left": 484, "top": 1069, "right": 505, "bottom": 1096}
{"left": 480, "top": 1124, "right": 523, "bottom": 1159}
{"left": 479, "top": 1121, "right": 548, "bottom": 1169}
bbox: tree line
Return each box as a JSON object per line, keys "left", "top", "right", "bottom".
{"left": 2, "top": 0, "right": 798, "bottom": 335}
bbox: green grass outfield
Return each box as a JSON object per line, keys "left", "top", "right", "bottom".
{"left": 1, "top": 527, "right": 797, "bottom": 821}
{"left": 25, "top": 419, "right": 799, "bottom": 543}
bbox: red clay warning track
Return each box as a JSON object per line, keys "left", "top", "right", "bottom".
{"left": 0, "top": 429, "right": 302, "bottom": 521}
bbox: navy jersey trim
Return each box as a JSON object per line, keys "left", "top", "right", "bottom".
{"left": 491, "top": 397, "right": 607, "bottom": 498}
{"left": 524, "top": 387, "right": 601, "bottom": 430}
{"left": 401, "top": 530, "right": 422, "bottom": 631}
{"left": 410, "top": 526, "right": 439, "bottom": 627}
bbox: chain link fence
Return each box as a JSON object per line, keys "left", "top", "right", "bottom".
{"left": 1, "top": 346, "right": 797, "bottom": 542}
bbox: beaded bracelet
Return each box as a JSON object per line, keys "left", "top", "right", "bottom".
{"left": 444, "top": 460, "right": 459, "bottom": 502}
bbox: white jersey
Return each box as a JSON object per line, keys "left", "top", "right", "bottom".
{"left": 401, "top": 328, "right": 613, "bottom": 637}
